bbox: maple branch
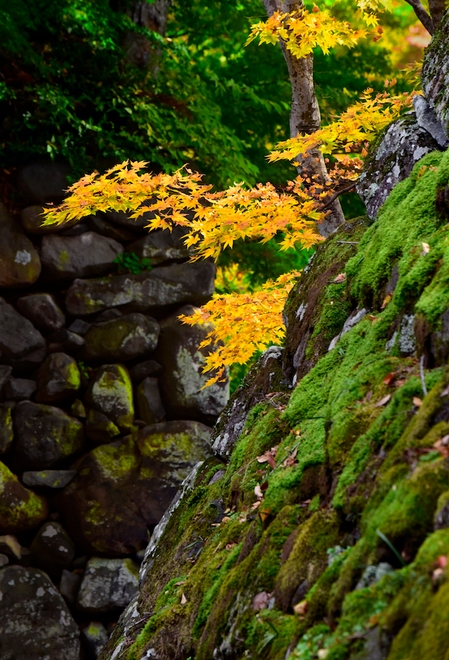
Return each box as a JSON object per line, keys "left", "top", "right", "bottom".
{"left": 320, "top": 181, "right": 357, "bottom": 211}
{"left": 403, "top": 0, "right": 434, "bottom": 34}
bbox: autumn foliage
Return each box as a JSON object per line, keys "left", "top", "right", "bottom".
{"left": 43, "top": 2, "right": 416, "bottom": 386}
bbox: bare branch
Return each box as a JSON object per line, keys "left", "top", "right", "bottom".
{"left": 320, "top": 182, "right": 357, "bottom": 211}
{"left": 403, "top": 0, "right": 434, "bottom": 34}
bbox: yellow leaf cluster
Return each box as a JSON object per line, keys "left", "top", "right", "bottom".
{"left": 43, "top": 164, "right": 323, "bottom": 260}
{"left": 179, "top": 272, "right": 301, "bottom": 387}
{"left": 268, "top": 89, "right": 415, "bottom": 162}
{"left": 246, "top": 8, "right": 368, "bottom": 58}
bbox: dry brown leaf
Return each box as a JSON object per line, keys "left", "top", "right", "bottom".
{"left": 375, "top": 394, "right": 391, "bottom": 407}
{"left": 436, "top": 555, "right": 448, "bottom": 569}
{"left": 221, "top": 516, "right": 231, "bottom": 523}
{"left": 181, "top": 593, "right": 187, "bottom": 605}
{"left": 433, "top": 439, "right": 449, "bottom": 457}
{"left": 421, "top": 242, "right": 430, "bottom": 255}
{"left": 441, "top": 385, "right": 449, "bottom": 398}
{"left": 413, "top": 396, "right": 423, "bottom": 407}
{"left": 333, "top": 273, "right": 347, "bottom": 284}
{"left": 254, "top": 484, "right": 264, "bottom": 500}
{"left": 383, "top": 372, "right": 397, "bottom": 386}
{"left": 252, "top": 591, "right": 271, "bottom": 611}
{"left": 381, "top": 294, "right": 392, "bottom": 309}
{"left": 293, "top": 600, "right": 308, "bottom": 616}
{"left": 259, "top": 507, "right": 272, "bottom": 523}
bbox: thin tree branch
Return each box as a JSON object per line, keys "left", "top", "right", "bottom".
{"left": 320, "top": 182, "right": 357, "bottom": 211}
{"left": 403, "top": 0, "right": 434, "bottom": 34}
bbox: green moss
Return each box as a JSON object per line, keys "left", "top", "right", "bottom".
{"left": 92, "top": 436, "right": 139, "bottom": 482}
{"left": 0, "top": 461, "right": 48, "bottom": 533}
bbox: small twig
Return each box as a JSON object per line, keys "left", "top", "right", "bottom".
{"left": 420, "top": 355, "right": 428, "bottom": 397}
{"left": 320, "top": 182, "right": 357, "bottom": 211}
{"left": 337, "top": 241, "right": 359, "bottom": 245}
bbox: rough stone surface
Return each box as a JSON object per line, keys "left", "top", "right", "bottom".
{"left": 36, "top": 352, "right": 81, "bottom": 403}
{"left": 0, "top": 461, "right": 48, "bottom": 533}
{"left": 41, "top": 231, "right": 123, "bottom": 279}
{"left": 103, "top": 209, "right": 150, "bottom": 232}
{"left": 0, "top": 204, "right": 41, "bottom": 287}
{"left": 22, "top": 469, "right": 77, "bottom": 489}
{"left": 16, "top": 160, "right": 70, "bottom": 204}
{"left": 85, "top": 409, "right": 120, "bottom": 444}
{"left": 77, "top": 557, "right": 139, "bottom": 613}
{"left": 13, "top": 401, "right": 85, "bottom": 471}
{"left": 0, "top": 366, "right": 12, "bottom": 395}
{"left": 0, "top": 565, "right": 80, "bottom": 659}
{"left": 30, "top": 521, "right": 75, "bottom": 575}
{"left": 81, "top": 621, "right": 109, "bottom": 658}
{"left": 82, "top": 313, "right": 159, "bottom": 362}
{"left": 85, "top": 364, "right": 134, "bottom": 431}
{"left": 422, "top": 9, "right": 449, "bottom": 135}
{"left": 4, "top": 377, "right": 37, "bottom": 401}
{"left": 125, "top": 227, "right": 192, "bottom": 265}
{"left": 47, "top": 328, "right": 85, "bottom": 353}
{"left": 59, "top": 569, "right": 82, "bottom": 605}
{"left": 0, "top": 298, "right": 45, "bottom": 361}
{"left": 17, "top": 293, "right": 66, "bottom": 333}
{"left": 0, "top": 404, "right": 13, "bottom": 454}
{"left": 130, "top": 359, "right": 163, "bottom": 383}
{"left": 357, "top": 112, "right": 443, "bottom": 219}
{"left": 136, "top": 377, "right": 166, "bottom": 424}
{"left": 20, "top": 205, "right": 72, "bottom": 234}
{"left": 156, "top": 305, "right": 229, "bottom": 425}
{"left": 87, "top": 214, "right": 136, "bottom": 242}
{"left": 65, "top": 260, "right": 216, "bottom": 316}
{"left": 56, "top": 421, "right": 212, "bottom": 555}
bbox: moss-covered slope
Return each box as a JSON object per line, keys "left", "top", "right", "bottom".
{"left": 103, "top": 150, "right": 449, "bottom": 660}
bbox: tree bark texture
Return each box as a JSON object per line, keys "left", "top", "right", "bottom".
{"left": 122, "top": 0, "right": 171, "bottom": 70}
{"left": 262, "top": 0, "right": 345, "bottom": 236}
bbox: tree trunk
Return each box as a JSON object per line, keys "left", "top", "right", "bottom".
{"left": 262, "top": 0, "right": 345, "bottom": 236}
{"left": 121, "top": 0, "right": 171, "bottom": 71}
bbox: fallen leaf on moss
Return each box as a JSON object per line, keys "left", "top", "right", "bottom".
{"left": 181, "top": 593, "right": 187, "bottom": 605}
{"left": 333, "top": 273, "right": 346, "bottom": 283}
{"left": 259, "top": 507, "right": 271, "bottom": 523}
{"left": 436, "top": 555, "right": 448, "bottom": 568}
{"left": 381, "top": 294, "right": 392, "bottom": 309}
{"left": 252, "top": 591, "right": 271, "bottom": 610}
{"left": 413, "top": 396, "right": 423, "bottom": 407}
{"left": 293, "top": 600, "right": 308, "bottom": 616}
{"left": 421, "top": 242, "right": 430, "bottom": 255}
{"left": 383, "top": 372, "right": 397, "bottom": 386}
{"left": 375, "top": 394, "right": 391, "bottom": 407}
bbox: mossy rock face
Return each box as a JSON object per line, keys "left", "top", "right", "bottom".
{"left": 56, "top": 421, "right": 213, "bottom": 556}
{"left": 82, "top": 313, "right": 159, "bottom": 362}
{"left": 36, "top": 352, "right": 81, "bottom": 403}
{"left": 102, "top": 150, "right": 449, "bottom": 660}
{"left": 85, "top": 364, "right": 134, "bottom": 431}
{"left": 0, "top": 461, "right": 48, "bottom": 533}
{"left": 12, "top": 401, "right": 85, "bottom": 471}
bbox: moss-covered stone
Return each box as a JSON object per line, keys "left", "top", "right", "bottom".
{"left": 86, "top": 364, "right": 134, "bottom": 431}
{"left": 0, "top": 461, "right": 48, "bottom": 533}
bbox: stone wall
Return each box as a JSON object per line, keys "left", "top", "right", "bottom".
{"left": 0, "top": 165, "right": 228, "bottom": 659}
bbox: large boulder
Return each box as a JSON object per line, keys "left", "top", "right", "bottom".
{"left": 85, "top": 364, "right": 134, "bottom": 431}
{"left": 41, "top": 231, "right": 123, "bottom": 279}
{"left": 0, "top": 204, "right": 41, "bottom": 287}
{"left": 20, "top": 205, "right": 78, "bottom": 234}
{"left": 36, "top": 352, "right": 81, "bottom": 403}
{"left": 356, "top": 109, "right": 444, "bottom": 219}
{"left": 77, "top": 558, "right": 139, "bottom": 613}
{"left": 56, "top": 421, "right": 212, "bottom": 554}
{"left": 0, "top": 565, "right": 80, "bottom": 660}
{"left": 16, "top": 293, "right": 65, "bottom": 333}
{"left": 81, "top": 313, "right": 159, "bottom": 362}
{"left": 125, "top": 226, "right": 192, "bottom": 265}
{"left": 16, "top": 160, "right": 70, "bottom": 205}
{"left": 156, "top": 305, "right": 229, "bottom": 425}
{"left": 30, "top": 521, "right": 75, "bottom": 576}
{"left": 422, "top": 8, "right": 449, "bottom": 134}
{"left": 0, "top": 298, "right": 45, "bottom": 361}
{"left": 65, "top": 260, "right": 216, "bottom": 316}
{"left": 0, "top": 461, "right": 48, "bottom": 533}
{"left": 13, "top": 401, "right": 85, "bottom": 471}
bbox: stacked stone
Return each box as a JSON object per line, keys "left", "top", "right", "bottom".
{"left": 0, "top": 161, "right": 229, "bottom": 660}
